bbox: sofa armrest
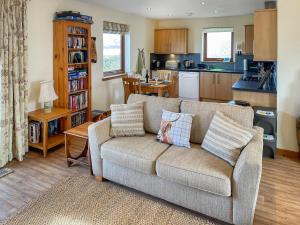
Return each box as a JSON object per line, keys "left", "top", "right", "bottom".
{"left": 232, "top": 126, "right": 264, "bottom": 225}
{"left": 88, "top": 117, "right": 111, "bottom": 177}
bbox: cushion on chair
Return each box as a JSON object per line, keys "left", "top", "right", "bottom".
{"left": 180, "top": 101, "right": 254, "bottom": 144}
{"left": 101, "top": 134, "right": 170, "bottom": 174}
{"left": 156, "top": 144, "right": 233, "bottom": 197}
{"left": 127, "top": 94, "right": 181, "bottom": 134}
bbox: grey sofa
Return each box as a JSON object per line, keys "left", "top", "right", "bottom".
{"left": 88, "top": 94, "right": 263, "bottom": 225}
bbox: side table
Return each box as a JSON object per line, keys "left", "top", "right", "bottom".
{"left": 64, "top": 122, "right": 94, "bottom": 174}
{"left": 28, "top": 108, "right": 71, "bottom": 157}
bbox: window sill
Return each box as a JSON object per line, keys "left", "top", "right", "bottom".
{"left": 102, "top": 73, "right": 127, "bottom": 81}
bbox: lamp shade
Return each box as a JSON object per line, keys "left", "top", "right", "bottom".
{"left": 38, "top": 80, "right": 58, "bottom": 103}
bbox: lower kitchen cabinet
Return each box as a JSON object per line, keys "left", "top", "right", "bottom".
{"left": 215, "top": 73, "right": 234, "bottom": 101}
{"left": 200, "top": 72, "right": 241, "bottom": 101}
{"left": 200, "top": 72, "right": 215, "bottom": 99}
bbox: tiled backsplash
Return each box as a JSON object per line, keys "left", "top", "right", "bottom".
{"left": 150, "top": 53, "right": 257, "bottom": 71}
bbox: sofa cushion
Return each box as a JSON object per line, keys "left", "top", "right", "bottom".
{"left": 101, "top": 134, "right": 170, "bottom": 175}
{"left": 110, "top": 102, "right": 145, "bottom": 137}
{"left": 156, "top": 144, "right": 233, "bottom": 197}
{"left": 181, "top": 101, "right": 254, "bottom": 144}
{"left": 157, "top": 110, "right": 193, "bottom": 148}
{"left": 127, "top": 94, "right": 181, "bottom": 134}
{"left": 202, "top": 111, "right": 256, "bottom": 166}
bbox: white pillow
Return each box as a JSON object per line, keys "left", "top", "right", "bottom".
{"left": 157, "top": 110, "right": 193, "bottom": 148}
{"left": 202, "top": 111, "right": 256, "bottom": 166}
{"left": 110, "top": 102, "right": 145, "bottom": 137}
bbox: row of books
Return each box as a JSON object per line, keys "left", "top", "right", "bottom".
{"left": 68, "top": 68, "right": 88, "bottom": 80}
{"left": 68, "top": 51, "right": 88, "bottom": 64}
{"left": 69, "top": 78, "right": 88, "bottom": 93}
{"left": 67, "top": 26, "right": 87, "bottom": 35}
{"left": 71, "top": 111, "right": 87, "bottom": 127}
{"left": 28, "top": 120, "right": 59, "bottom": 144}
{"left": 68, "top": 37, "right": 86, "bottom": 49}
{"left": 69, "top": 91, "right": 88, "bottom": 112}
{"left": 29, "top": 121, "right": 42, "bottom": 144}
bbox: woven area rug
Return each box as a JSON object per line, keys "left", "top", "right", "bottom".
{"left": 2, "top": 176, "right": 221, "bottom": 225}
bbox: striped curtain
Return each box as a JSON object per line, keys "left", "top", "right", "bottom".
{"left": 103, "top": 21, "right": 129, "bottom": 34}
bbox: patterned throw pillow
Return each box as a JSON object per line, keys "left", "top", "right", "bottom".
{"left": 110, "top": 102, "right": 145, "bottom": 137}
{"left": 202, "top": 111, "right": 256, "bottom": 166}
{"left": 157, "top": 110, "right": 193, "bottom": 148}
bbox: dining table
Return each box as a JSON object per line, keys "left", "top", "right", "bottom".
{"left": 140, "top": 80, "right": 172, "bottom": 97}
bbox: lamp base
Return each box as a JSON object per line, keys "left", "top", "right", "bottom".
{"left": 44, "top": 102, "right": 52, "bottom": 113}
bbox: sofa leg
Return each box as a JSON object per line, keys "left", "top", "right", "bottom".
{"left": 95, "top": 176, "right": 103, "bottom": 182}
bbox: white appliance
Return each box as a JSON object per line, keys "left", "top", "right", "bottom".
{"left": 179, "top": 72, "right": 199, "bottom": 101}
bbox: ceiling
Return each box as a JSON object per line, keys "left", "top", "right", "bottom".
{"left": 86, "top": 0, "right": 267, "bottom": 19}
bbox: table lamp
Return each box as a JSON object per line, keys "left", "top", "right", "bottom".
{"left": 38, "top": 80, "right": 58, "bottom": 113}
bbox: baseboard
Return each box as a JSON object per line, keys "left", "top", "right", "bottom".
{"left": 277, "top": 149, "right": 300, "bottom": 159}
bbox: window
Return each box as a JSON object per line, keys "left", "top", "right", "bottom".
{"left": 103, "top": 33, "right": 125, "bottom": 76}
{"left": 203, "top": 28, "right": 234, "bottom": 62}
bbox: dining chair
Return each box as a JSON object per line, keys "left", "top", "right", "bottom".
{"left": 122, "top": 77, "right": 142, "bottom": 103}
{"left": 169, "top": 73, "right": 179, "bottom": 98}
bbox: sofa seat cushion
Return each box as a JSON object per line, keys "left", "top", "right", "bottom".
{"left": 156, "top": 144, "right": 233, "bottom": 197}
{"left": 101, "top": 134, "right": 170, "bottom": 175}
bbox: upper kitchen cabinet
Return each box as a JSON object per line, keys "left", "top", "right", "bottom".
{"left": 154, "top": 28, "right": 188, "bottom": 54}
{"left": 244, "top": 24, "right": 254, "bottom": 54}
{"left": 253, "top": 9, "right": 277, "bottom": 61}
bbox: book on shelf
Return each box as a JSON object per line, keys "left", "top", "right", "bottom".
{"left": 68, "top": 68, "right": 88, "bottom": 80}
{"left": 67, "top": 26, "right": 87, "bottom": 35}
{"left": 68, "top": 51, "right": 87, "bottom": 64}
{"left": 67, "top": 36, "right": 86, "bottom": 49}
{"left": 71, "top": 110, "right": 87, "bottom": 127}
{"left": 69, "top": 91, "right": 88, "bottom": 112}
{"left": 29, "top": 120, "right": 60, "bottom": 143}
{"left": 29, "top": 121, "right": 42, "bottom": 144}
{"left": 68, "top": 78, "right": 88, "bottom": 93}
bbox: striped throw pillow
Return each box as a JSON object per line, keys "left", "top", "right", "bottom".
{"left": 110, "top": 102, "right": 145, "bottom": 137}
{"left": 202, "top": 111, "right": 256, "bottom": 166}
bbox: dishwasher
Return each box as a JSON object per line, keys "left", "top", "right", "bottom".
{"left": 179, "top": 72, "right": 200, "bottom": 101}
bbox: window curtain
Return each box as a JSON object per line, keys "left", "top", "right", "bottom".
{"left": 0, "top": 0, "right": 28, "bottom": 167}
{"left": 103, "top": 21, "right": 129, "bottom": 34}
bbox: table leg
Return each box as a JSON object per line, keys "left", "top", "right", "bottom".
{"left": 158, "top": 89, "right": 164, "bottom": 97}
{"left": 65, "top": 134, "right": 71, "bottom": 167}
{"left": 43, "top": 121, "right": 48, "bottom": 158}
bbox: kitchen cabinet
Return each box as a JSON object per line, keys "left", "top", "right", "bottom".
{"left": 200, "top": 72, "right": 241, "bottom": 101}
{"left": 253, "top": 9, "right": 277, "bottom": 61}
{"left": 154, "top": 29, "right": 188, "bottom": 54}
{"left": 200, "top": 72, "right": 215, "bottom": 99}
{"left": 244, "top": 25, "right": 254, "bottom": 55}
{"left": 215, "top": 74, "right": 234, "bottom": 101}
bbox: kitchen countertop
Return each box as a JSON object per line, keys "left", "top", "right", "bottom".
{"left": 151, "top": 67, "right": 257, "bottom": 75}
{"left": 152, "top": 67, "right": 277, "bottom": 94}
{"left": 232, "top": 80, "right": 277, "bottom": 94}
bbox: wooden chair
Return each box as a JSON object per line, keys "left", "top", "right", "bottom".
{"left": 122, "top": 77, "right": 142, "bottom": 103}
{"left": 169, "top": 74, "right": 179, "bottom": 98}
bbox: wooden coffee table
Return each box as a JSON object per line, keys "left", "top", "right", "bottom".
{"left": 64, "top": 122, "right": 94, "bottom": 174}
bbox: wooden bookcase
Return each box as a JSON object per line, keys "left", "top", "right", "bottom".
{"left": 53, "top": 20, "right": 92, "bottom": 127}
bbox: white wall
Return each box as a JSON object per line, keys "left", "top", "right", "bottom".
{"left": 27, "top": 0, "right": 155, "bottom": 111}
{"left": 156, "top": 15, "right": 253, "bottom": 54}
{"left": 277, "top": 0, "right": 300, "bottom": 152}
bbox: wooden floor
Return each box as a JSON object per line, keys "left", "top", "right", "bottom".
{"left": 0, "top": 138, "right": 300, "bottom": 225}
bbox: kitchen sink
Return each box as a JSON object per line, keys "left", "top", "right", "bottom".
{"left": 205, "top": 68, "right": 225, "bottom": 72}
